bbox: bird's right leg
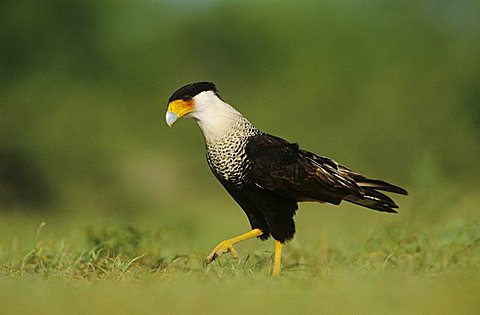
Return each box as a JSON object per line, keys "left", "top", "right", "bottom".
{"left": 272, "top": 240, "right": 283, "bottom": 277}
{"left": 205, "top": 229, "right": 263, "bottom": 264}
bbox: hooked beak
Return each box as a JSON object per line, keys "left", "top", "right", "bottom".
{"left": 165, "top": 99, "right": 194, "bottom": 127}
{"left": 165, "top": 110, "right": 178, "bottom": 127}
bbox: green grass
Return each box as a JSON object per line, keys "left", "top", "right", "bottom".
{"left": 1, "top": 212, "right": 479, "bottom": 314}
{"left": 3, "top": 220, "right": 480, "bottom": 279}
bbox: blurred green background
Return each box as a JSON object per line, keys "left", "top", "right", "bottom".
{"left": 1, "top": 0, "right": 480, "bottom": 246}
{"left": 1, "top": 1, "right": 480, "bottom": 313}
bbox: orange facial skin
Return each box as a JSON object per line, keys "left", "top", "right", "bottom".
{"left": 167, "top": 99, "right": 194, "bottom": 118}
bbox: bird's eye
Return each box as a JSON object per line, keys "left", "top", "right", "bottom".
{"left": 183, "top": 96, "right": 191, "bottom": 101}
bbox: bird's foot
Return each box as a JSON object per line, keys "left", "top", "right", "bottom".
{"left": 204, "top": 229, "right": 263, "bottom": 265}
{"left": 205, "top": 239, "right": 239, "bottom": 264}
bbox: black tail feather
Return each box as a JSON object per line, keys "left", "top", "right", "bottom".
{"left": 345, "top": 193, "right": 398, "bottom": 213}
{"left": 344, "top": 178, "right": 407, "bottom": 213}
{"left": 356, "top": 178, "right": 408, "bottom": 195}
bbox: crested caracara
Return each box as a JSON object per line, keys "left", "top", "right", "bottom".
{"left": 165, "top": 82, "right": 407, "bottom": 276}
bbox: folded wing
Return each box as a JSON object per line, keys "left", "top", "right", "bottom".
{"left": 245, "top": 134, "right": 407, "bottom": 213}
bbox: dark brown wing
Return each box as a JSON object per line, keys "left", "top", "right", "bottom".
{"left": 245, "top": 134, "right": 407, "bottom": 213}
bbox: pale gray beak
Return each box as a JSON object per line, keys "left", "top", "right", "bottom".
{"left": 165, "top": 110, "right": 178, "bottom": 127}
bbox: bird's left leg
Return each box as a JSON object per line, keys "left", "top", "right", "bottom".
{"left": 272, "top": 240, "right": 283, "bottom": 277}
{"left": 205, "top": 228, "right": 263, "bottom": 264}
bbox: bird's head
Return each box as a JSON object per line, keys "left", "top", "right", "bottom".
{"left": 165, "top": 82, "right": 219, "bottom": 127}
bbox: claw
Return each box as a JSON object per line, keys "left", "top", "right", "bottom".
{"left": 204, "top": 229, "right": 263, "bottom": 265}
{"left": 205, "top": 240, "right": 239, "bottom": 264}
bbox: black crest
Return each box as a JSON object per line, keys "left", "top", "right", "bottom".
{"left": 168, "top": 82, "right": 217, "bottom": 103}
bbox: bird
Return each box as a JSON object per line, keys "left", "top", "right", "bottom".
{"left": 165, "top": 82, "right": 408, "bottom": 276}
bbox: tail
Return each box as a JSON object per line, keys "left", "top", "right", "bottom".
{"left": 344, "top": 178, "right": 408, "bottom": 213}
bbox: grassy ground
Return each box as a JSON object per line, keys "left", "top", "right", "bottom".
{"left": 1, "top": 201, "right": 479, "bottom": 314}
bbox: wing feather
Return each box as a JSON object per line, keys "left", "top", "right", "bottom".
{"left": 245, "top": 134, "right": 407, "bottom": 213}
{"left": 245, "top": 134, "right": 361, "bottom": 204}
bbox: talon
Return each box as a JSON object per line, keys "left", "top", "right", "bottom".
{"left": 205, "top": 240, "right": 239, "bottom": 264}
{"left": 204, "top": 229, "right": 263, "bottom": 266}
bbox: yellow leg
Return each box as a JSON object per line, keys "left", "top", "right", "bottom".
{"left": 205, "top": 229, "right": 263, "bottom": 264}
{"left": 272, "top": 240, "right": 282, "bottom": 277}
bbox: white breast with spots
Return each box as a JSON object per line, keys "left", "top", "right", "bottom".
{"left": 205, "top": 119, "right": 262, "bottom": 186}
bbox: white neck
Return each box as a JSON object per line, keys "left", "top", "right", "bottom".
{"left": 186, "top": 91, "right": 249, "bottom": 143}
